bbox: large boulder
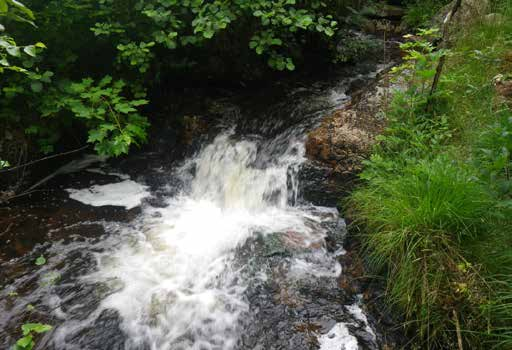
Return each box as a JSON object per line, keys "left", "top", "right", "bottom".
{"left": 433, "top": 0, "right": 490, "bottom": 30}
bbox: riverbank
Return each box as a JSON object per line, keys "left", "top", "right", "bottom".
{"left": 344, "top": 1, "right": 512, "bottom": 348}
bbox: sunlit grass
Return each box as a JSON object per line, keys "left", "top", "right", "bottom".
{"left": 348, "top": 2, "right": 512, "bottom": 348}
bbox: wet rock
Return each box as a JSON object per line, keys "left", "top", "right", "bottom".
{"left": 181, "top": 115, "right": 209, "bottom": 145}
{"left": 360, "top": 3, "right": 407, "bottom": 35}
{"left": 362, "top": 18, "right": 407, "bottom": 35}
{"left": 306, "top": 108, "right": 373, "bottom": 171}
{"left": 303, "top": 70, "right": 401, "bottom": 203}
{"left": 60, "top": 309, "right": 126, "bottom": 350}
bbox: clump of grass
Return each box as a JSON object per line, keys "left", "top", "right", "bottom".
{"left": 488, "top": 276, "right": 512, "bottom": 348}
{"left": 350, "top": 157, "right": 492, "bottom": 347}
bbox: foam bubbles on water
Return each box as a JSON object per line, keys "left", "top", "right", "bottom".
{"left": 318, "top": 323, "right": 359, "bottom": 350}
{"left": 66, "top": 180, "right": 150, "bottom": 209}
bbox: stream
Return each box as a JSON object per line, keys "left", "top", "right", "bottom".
{"left": 1, "top": 59, "right": 394, "bottom": 350}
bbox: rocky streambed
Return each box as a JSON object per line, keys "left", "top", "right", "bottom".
{"left": 1, "top": 42, "right": 406, "bottom": 349}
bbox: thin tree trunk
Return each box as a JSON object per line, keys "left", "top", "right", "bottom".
{"left": 427, "top": 0, "right": 463, "bottom": 113}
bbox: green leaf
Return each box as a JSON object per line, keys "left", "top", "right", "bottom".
{"left": 0, "top": 0, "right": 8, "bottom": 13}
{"left": 99, "top": 75, "right": 112, "bottom": 87}
{"left": 87, "top": 128, "right": 106, "bottom": 143}
{"left": 16, "top": 335, "right": 33, "bottom": 348}
{"left": 203, "top": 30, "right": 214, "bottom": 39}
{"left": 114, "top": 103, "right": 136, "bottom": 114}
{"left": 35, "top": 255, "right": 46, "bottom": 265}
{"left": 22, "top": 323, "right": 52, "bottom": 335}
{"left": 6, "top": 45, "right": 20, "bottom": 57}
{"left": 417, "top": 69, "right": 436, "bottom": 79}
{"left": 30, "top": 81, "right": 43, "bottom": 93}
{"left": 23, "top": 45, "right": 36, "bottom": 57}
{"left": 129, "top": 99, "right": 148, "bottom": 106}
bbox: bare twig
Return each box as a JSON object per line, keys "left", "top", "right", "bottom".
{"left": 1, "top": 190, "right": 47, "bottom": 203}
{"left": 0, "top": 145, "right": 89, "bottom": 174}
{"left": 427, "top": 0, "right": 464, "bottom": 112}
{"left": 453, "top": 309, "right": 464, "bottom": 350}
{"left": 1, "top": 222, "right": 13, "bottom": 237}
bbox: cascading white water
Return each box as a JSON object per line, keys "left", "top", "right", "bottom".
{"left": 53, "top": 130, "right": 337, "bottom": 350}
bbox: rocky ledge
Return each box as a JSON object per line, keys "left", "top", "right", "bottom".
{"left": 301, "top": 68, "right": 403, "bottom": 206}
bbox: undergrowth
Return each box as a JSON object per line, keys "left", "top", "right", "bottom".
{"left": 402, "top": 0, "right": 452, "bottom": 28}
{"left": 348, "top": 3, "right": 512, "bottom": 348}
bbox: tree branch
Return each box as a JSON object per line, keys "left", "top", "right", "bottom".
{"left": 427, "top": 0, "right": 463, "bottom": 112}
{"left": 0, "top": 145, "right": 89, "bottom": 174}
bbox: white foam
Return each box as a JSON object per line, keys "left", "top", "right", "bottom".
{"left": 346, "top": 300, "right": 376, "bottom": 342}
{"left": 289, "top": 256, "right": 342, "bottom": 278}
{"left": 318, "top": 323, "right": 359, "bottom": 350}
{"left": 66, "top": 180, "right": 150, "bottom": 209}
{"left": 54, "top": 132, "right": 346, "bottom": 350}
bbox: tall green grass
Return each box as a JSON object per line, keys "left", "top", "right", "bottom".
{"left": 348, "top": 2, "right": 512, "bottom": 348}
{"left": 350, "top": 157, "right": 492, "bottom": 347}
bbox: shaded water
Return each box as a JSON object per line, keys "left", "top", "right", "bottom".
{"left": 0, "top": 63, "right": 390, "bottom": 350}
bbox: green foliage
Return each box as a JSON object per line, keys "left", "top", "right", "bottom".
{"left": 402, "top": 0, "right": 451, "bottom": 28}
{"left": 0, "top": 159, "right": 9, "bottom": 168}
{"left": 391, "top": 28, "right": 445, "bottom": 89}
{"left": 0, "top": 0, "right": 354, "bottom": 164}
{"left": 352, "top": 157, "right": 492, "bottom": 346}
{"left": 349, "top": 20, "right": 512, "bottom": 347}
{"left": 0, "top": 0, "right": 35, "bottom": 26}
{"left": 39, "top": 76, "right": 150, "bottom": 156}
{"left": 90, "top": 0, "right": 339, "bottom": 71}
{"left": 0, "top": 0, "right": 45, "bottom": 74}
{"left": 475, "top": 108, "right": 512, "bottom": 197}
{"left": 34, "top": 255, "right": 46, "bottom": 265}
{"left": 362, "top": 28, "right": 451, "bottom": 179}
{"left": 12, "top": 323, "right": 52, "bottom": 350}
